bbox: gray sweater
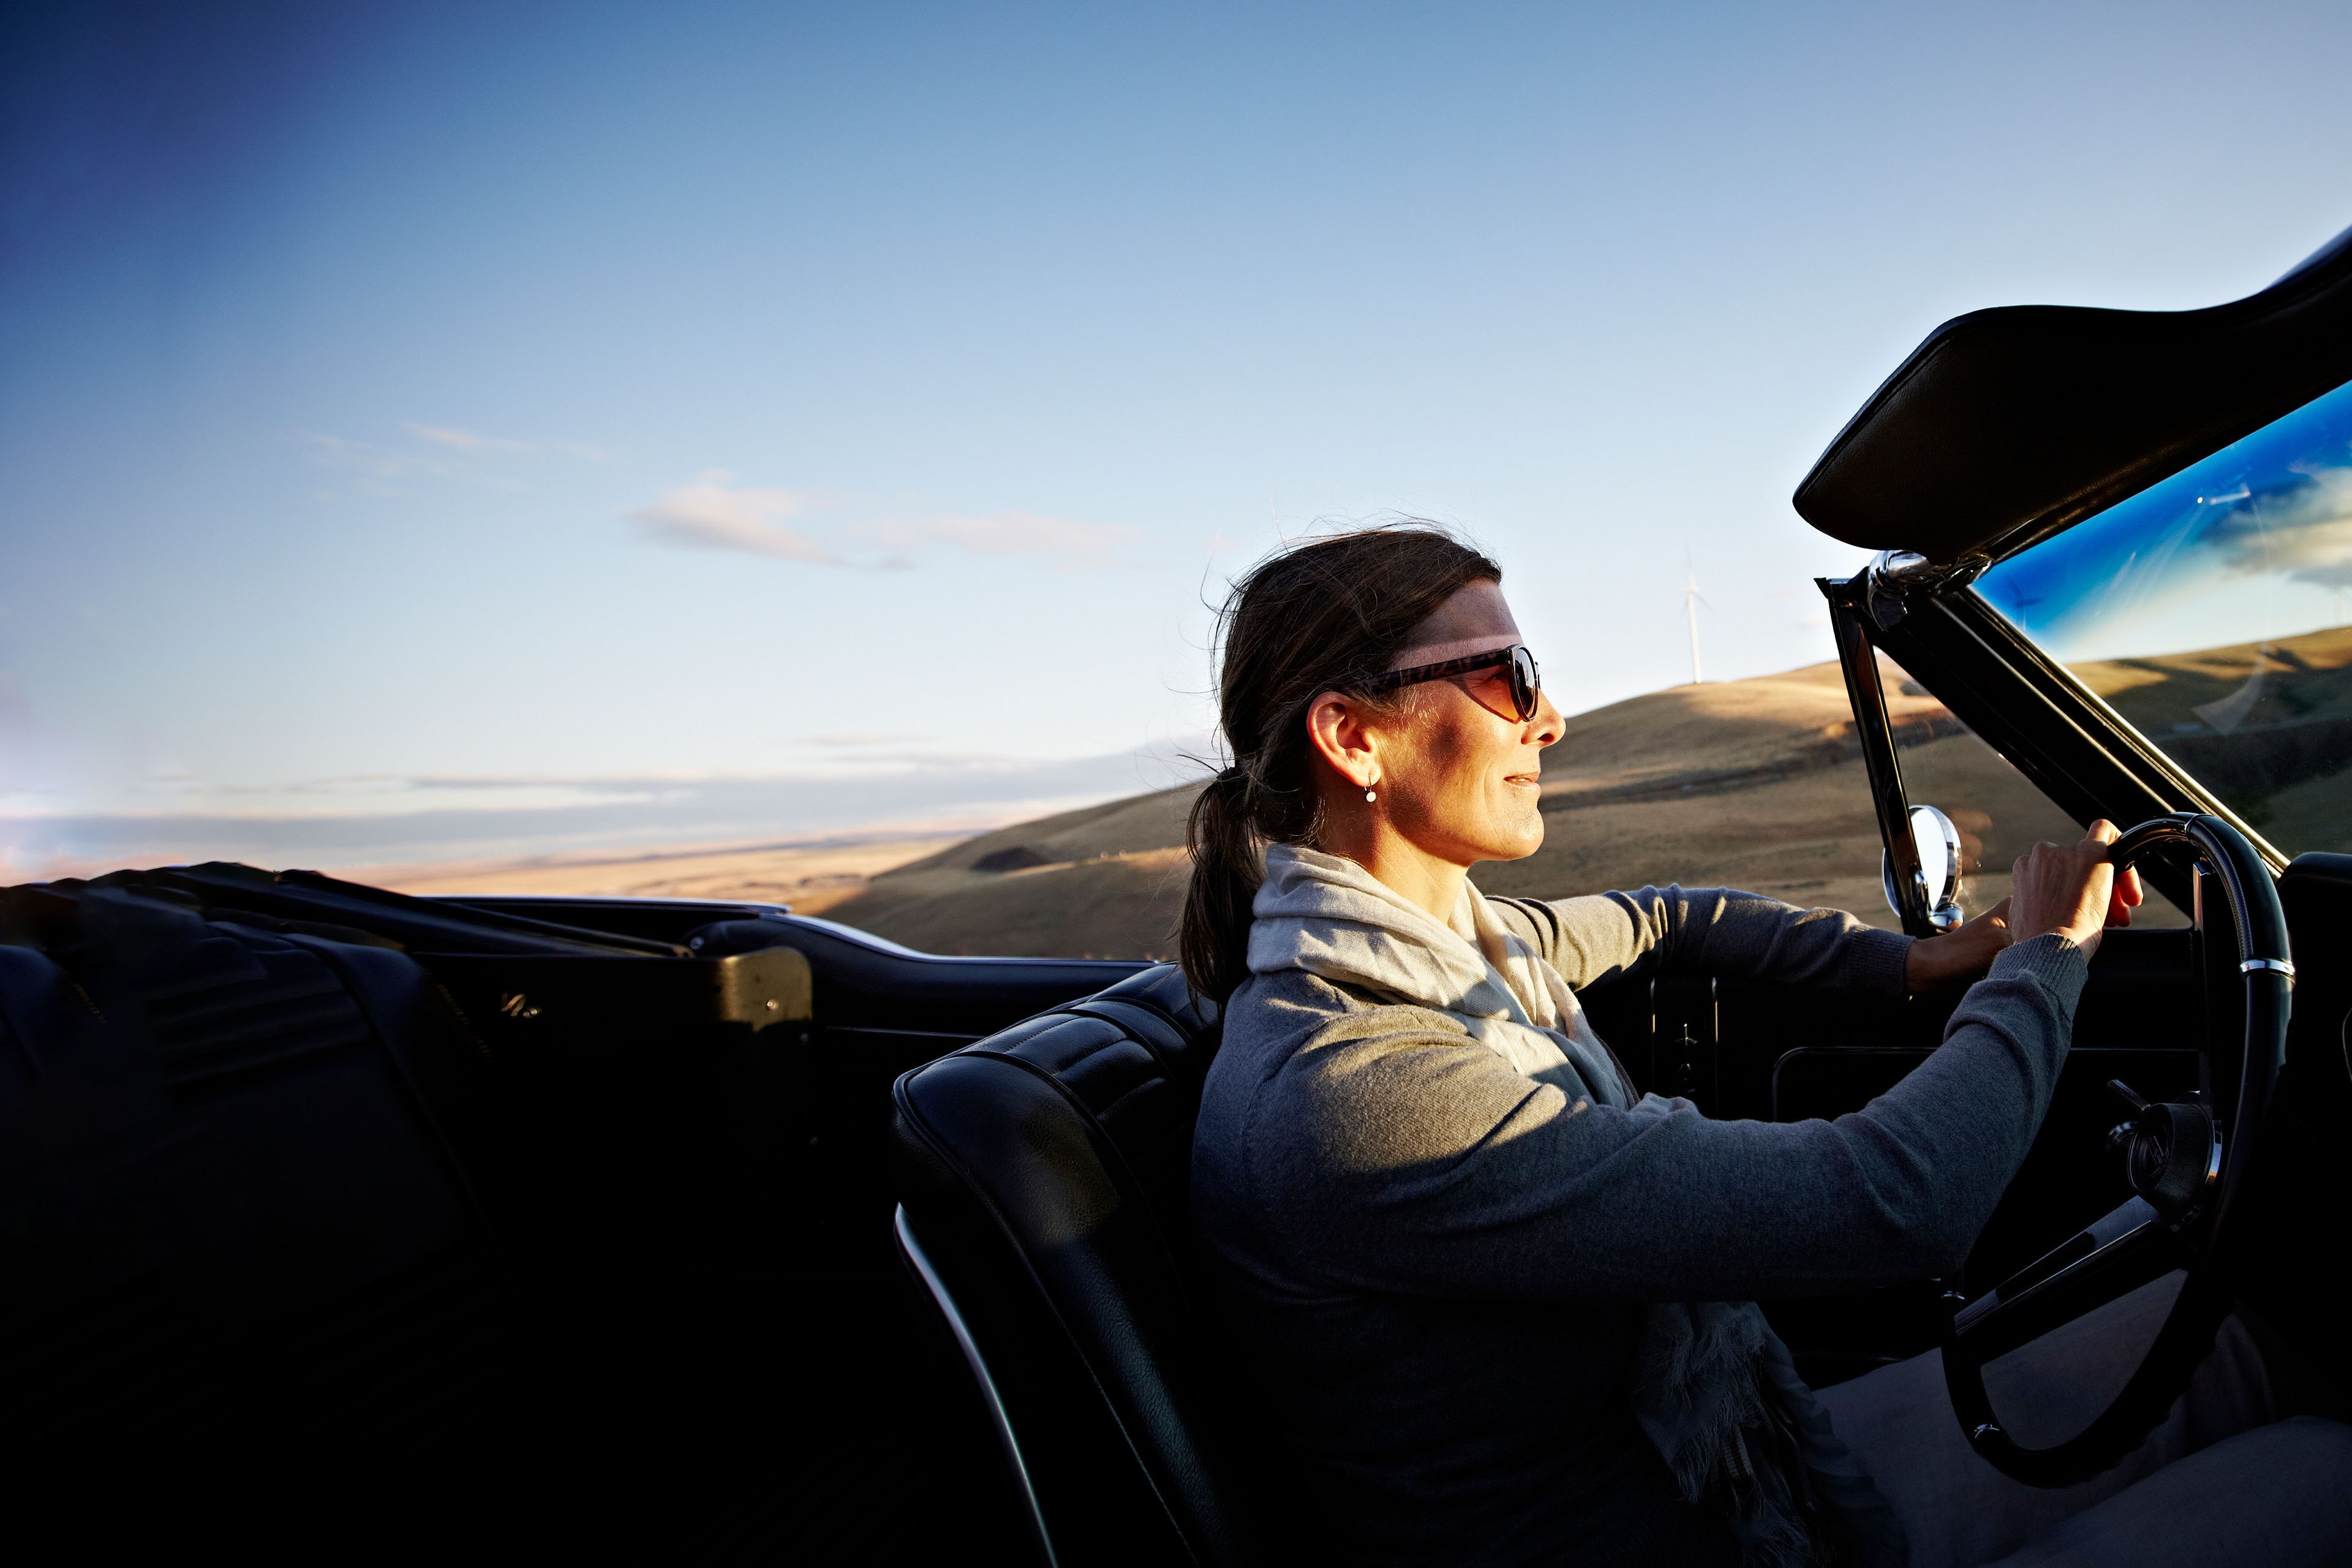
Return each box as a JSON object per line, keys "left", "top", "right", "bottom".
{"left": 1191, "top": 885, "right": 2089, "bottom": 1567}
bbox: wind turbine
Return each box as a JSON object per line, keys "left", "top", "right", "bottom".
{"left": 1681, "top": 563, "right": 1709, "bottom": 685}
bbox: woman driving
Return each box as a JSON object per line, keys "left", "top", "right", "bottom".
{"left": 1185, "top": 526, "right": 2340, "bottom": 1567}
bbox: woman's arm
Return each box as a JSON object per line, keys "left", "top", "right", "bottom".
{"left": 1498, "top": 885, "right": 1912, "bottom": 994}
{"left": 1248, "top": 934, "right": 2087, "bottom": 1305}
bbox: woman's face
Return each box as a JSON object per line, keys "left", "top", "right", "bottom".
{"left": 1368, "top": 579, "right": 1563, "bottom": 867}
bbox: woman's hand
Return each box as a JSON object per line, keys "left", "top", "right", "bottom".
{"left": 1902, "top": 820, "right": 2148, "bottom": 988}
{"left": 1904, "top": 899, "right": 2013, "bottom": 992}
{"left": 2009, "top": 818, "right": 2143, "bottom": 960}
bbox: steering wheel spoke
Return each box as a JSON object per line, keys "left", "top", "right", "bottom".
{"left": 1948, "top": 1197, "right": 2178, "bottom": 1363}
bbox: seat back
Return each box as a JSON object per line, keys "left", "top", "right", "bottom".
{"left": 890, "top": 964, "right": 1273, "bottom": 1567}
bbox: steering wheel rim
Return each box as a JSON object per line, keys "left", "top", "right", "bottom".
{"left": 1937, "top": 813, "right": 2291, "bottom": 1488}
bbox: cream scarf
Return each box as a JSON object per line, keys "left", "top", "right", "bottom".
{"left": 1244, "top": 842, "right": 1627, "bottom": 1106}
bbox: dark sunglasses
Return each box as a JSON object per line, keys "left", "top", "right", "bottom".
{"left": 1357, "top": 644, "right": 1543, "bottom": 722}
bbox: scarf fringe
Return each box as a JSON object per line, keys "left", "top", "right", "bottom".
{"left": 1634, "top": 1300, "right": 1902, "bottom": 1567}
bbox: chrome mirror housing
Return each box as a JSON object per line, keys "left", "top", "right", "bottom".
{"left": 1883, "top": 803, "right": 1965, "bottom": 932}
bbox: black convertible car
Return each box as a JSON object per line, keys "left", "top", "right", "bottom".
{"left": 6, "top": 228, "right": 2349, "bottom": 1561}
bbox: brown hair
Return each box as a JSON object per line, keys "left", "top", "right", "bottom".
{"left": 1179, "top": 524, "right": 1502, "bottom": 1001}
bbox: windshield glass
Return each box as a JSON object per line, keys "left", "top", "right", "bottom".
{"left": 1975, "top": 377, "right": 2352, "bottom": 858}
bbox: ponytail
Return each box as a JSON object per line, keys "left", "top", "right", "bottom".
{"left": 1177, "top": 524, "right": 1501, "bottom": 1003}
{"left": 1180, "top": 766, "right": 1265, "bottom": 1005}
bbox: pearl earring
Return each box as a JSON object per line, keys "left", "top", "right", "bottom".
{"left": 1364, "top": 785, "right": 1378, "bottom": 803}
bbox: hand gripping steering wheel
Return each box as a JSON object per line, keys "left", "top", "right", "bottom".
{"left": 1939, "top": 813, "right": 2293, "bottom": 1488}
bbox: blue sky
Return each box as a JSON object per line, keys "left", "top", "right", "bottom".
{"left": 4, "top": 0, "right": 2350, "bottom": 872}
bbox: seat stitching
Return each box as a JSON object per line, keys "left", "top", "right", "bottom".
{"left": 1082, "top": 985, "right": 1212, "bottom": 1054}
{"left": 992, "top": 1014, "right": 1140, "bottom": 1083}
{"left": 959, "top": 1046, "right": 1167, "bottom": 1140}
{"left": 1060, "top": 1003, "right": 1179, "bottom": 1081}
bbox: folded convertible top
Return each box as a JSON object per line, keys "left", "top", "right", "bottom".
{"left": 1795, "top": 222, "right": 2352, "bottom": 567}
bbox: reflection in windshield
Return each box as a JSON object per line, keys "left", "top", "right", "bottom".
{"left": 1977, "top": 378, "right": 2352, "bottom": 856}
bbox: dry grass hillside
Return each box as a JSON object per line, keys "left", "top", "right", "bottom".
{"left": 823, "top": 658, "right": 2093, "bottom": 959}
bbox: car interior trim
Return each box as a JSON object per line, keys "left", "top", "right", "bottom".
{"left": 895, "top": 1204, "right": 1060, "bottom": 1568}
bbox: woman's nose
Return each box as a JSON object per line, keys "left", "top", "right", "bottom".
{"left": 1531, "top": 690, "right": 1564, "bottom": 745}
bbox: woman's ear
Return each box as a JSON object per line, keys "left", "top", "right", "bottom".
{"left": 1305, "top": 692, "right": 1381, "bottom": 790}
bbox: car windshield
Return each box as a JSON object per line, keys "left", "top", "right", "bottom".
{"left": 1975, "top": 377, "right": 2352, "bottom": 859}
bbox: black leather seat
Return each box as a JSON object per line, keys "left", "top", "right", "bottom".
{"left": 890, "top": 963, "right": 1280, "bottom": 1566}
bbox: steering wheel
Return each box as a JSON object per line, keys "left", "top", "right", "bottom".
{"left": 1939, "top": 813, "right": 2293, "bottom": 1488}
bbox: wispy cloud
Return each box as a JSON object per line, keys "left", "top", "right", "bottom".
{"left": 625, "top": 474, "right": 841, "bottom": 563}
{"left": 865, "top": 510, "right": 1145, "bottom": 569}
{"left": 620, "top": 474, "right": 1144, "bottom": 571}
{"left": 304, "top": 432, "right": 464, "bottom": 481}
{"left": 406, "top": 423, "right": 534, "bottom": 452}
{"left": 304, "top": 423, "right": 609, "bottom": 492}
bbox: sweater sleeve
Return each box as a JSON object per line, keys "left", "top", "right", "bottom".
{"left": 1243, "top": 935, "right": 2086, "bottom": 1304}
{"left": 1497, "top": 885, "right": 1912, "bottom": 997}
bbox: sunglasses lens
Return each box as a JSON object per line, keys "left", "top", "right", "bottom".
{"left": 1512, "top": 647, "right": 1540, "bottom": 720}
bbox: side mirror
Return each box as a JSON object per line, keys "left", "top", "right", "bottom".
{"left": 1883, "top": 803, "right": 1965, "bottom": 932}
